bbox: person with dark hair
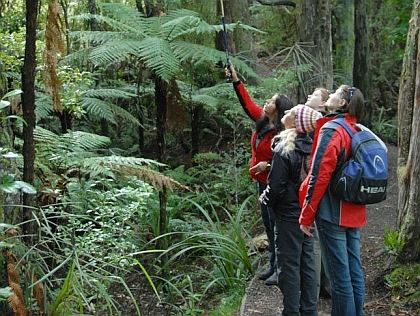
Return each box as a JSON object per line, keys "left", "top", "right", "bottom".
{"left": 299, "top": 85, "right": 366, "bottom": 316}
{"left": 227, "top": 64, "right": 293, "bottom": 285}
{"left": 260, "top": 104, "right": 322, "bottom": 316}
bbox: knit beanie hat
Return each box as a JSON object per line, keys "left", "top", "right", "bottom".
{"left": 294, "top": 104, "right": 322, "bottom": 133}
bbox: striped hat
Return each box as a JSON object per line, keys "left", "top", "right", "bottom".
{"left": 294, "top": 104, "right": 322, "bottom": 133}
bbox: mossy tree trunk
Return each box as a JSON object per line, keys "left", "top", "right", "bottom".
{"left": 397, "top": 0, "right": 420, "bottom": 263}
{"left": 353, "top": 0, "right": 371, "bottom": 125}
{"left": 21, "top": 0, "right": 39, "bottom": 240}
{"left": 155, "top": 76, "right": 168, "bottom": 250}
{"left": 298, "top": 0, "right": 333, "bottom": 99}
{"left": 333, "top": 0, "right": 355, "bottom": 85}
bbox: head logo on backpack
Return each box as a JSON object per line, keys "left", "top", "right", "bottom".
{"left": 329, "top": 118, "right": 388, "bottom": 204}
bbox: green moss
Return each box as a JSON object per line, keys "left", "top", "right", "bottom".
{"left": 385, "top": 263, "right": 420, "bottom": 304}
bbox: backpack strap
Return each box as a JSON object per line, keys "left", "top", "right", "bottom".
{"left": 329, "top": 118, "right": 355, "bottom": 137}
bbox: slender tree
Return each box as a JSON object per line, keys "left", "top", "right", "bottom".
{"left": 333, "top": 0, "right": 355, "bottom": 84}
{"left": 353, "top": 0, "right": 371, "bottom": 124}
{"left": 397, "top": 0, "right": 420, "bottom": 262}
{"left": 22, "top": 0, "right": 39, "bottom": 238}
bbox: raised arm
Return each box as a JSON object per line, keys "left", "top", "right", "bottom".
{"left": 227, "top": 64, "right": 264, "bottom": 121}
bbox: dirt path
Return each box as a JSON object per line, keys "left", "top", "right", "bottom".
{"left": 240, "top": 144, "right": 400, "bottom": 316}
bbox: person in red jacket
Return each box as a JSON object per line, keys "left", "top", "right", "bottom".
{"left": 227, "top": 64, "right": 293, "bottom": 285}
{"left": 299, "top": 85, "right": 366, "bottom": 316}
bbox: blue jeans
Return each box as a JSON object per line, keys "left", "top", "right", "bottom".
{"left": 316, "top": 218, "right": 365, "bottom": 316}
{"left": 258, "top": 182, "right": 276, "bottom": 269}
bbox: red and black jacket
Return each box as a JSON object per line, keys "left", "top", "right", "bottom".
{"left": 299, "top": 112, "right": 367, "bottom": 228}
{"left": 233, "top": 80, "right": 275, "bottom": 184}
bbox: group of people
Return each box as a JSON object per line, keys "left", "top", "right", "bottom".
{"left": 228, "top": 64, "right": 366, "bottom": 316}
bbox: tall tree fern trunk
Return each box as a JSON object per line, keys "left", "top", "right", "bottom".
{"left": 353, "top": 0, "right": 371, "bottom": 125}
{"left": 155, "top": 76, "right": 168, "bottom": 250}
{"left": 22, "top": 0, "right": 39, "bottom": 241}
{"left": 397, "top": 0, "right": 420, "bottom": 263}
{"left": 191, "top": 103, "right": 202, "bottom": 160}
{"left": 333, "top": 0, "right": 355, "bottom": 85}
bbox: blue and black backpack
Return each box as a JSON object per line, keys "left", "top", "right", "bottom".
{"left": 330, "top": 118, "right": 388, "bottom": 204}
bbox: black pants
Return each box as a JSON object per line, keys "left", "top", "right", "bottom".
{"left": 258, "top": 182, "right": 276, "bottom": 269}
{"left": 275, "top": 216, "right": 318, "bottom": 316}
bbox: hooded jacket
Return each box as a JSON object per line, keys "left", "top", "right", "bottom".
{"left": 299, "top": 112, "right": 367, "bottom": 228}
{"left": 233, "top": 80, "right": 275, "bottom": 184}
{"left": 260, "top": 131, "right": 313, "bottom": 222}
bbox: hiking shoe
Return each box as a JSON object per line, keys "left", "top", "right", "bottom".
{"left": 257, "top": 266, "right": 274, "bottom": 280}
{"left": 264, "top": 271, "right": 278, "bottom": 286}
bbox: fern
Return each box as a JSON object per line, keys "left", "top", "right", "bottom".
{"left": 81, "top": 97, "right": 116, "bottom": 124}
{"left": 81, "top": 156, "right": 187, "bottom": 190}
{"left": 89, "top": 39, "right": 141, "bottom": 66}
{"left": 74, "top": 4, "right": 260, "bottom": 82}
{"left": 136, "top": 37, "right": 181, "bottom": 81}
{"left": 83, "top": 88, "right": 136, "bottom": 99}
{"left": 35, "top": 92, "right": 54, "bottom": 122}
{"left": 171, "top": 41, "right": 257, "bottom": 78}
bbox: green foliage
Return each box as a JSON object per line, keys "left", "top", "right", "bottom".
{"left": 73, "top": 3, "right": 258, "bottom": 82}
{"left": 384, "top": 226, "right": 406, "bottom": 256}
{"left": 158, "top": 196, "right": 257, "bottom": 314}
{"left": 371, "top": 107, "right": 397, "bottom": 143}
{"left": 385, "top": 263, "right": 420, "bottom": 305}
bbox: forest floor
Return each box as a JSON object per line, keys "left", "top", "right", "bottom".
{"left": 116, "top": 144, "right": 418, "bottom": 316}
{"left": 239, "top": 144, "right": 418, "bottom": 316}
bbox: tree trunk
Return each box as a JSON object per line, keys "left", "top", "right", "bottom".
{"left": 155, "top": 75, "right": 168, "bottom": 248}
{"left": 397, "top": 0, "right": 420, "bottom": 262}
{"left": 60, "top": 0, "right": 71, "bottom": 54}
{"left": 58, "top": 110, "right": 72, "bottom": 133}
{"left": 333, "top": 0, "right": 355, "bottom": 85}
{"left": 353, "top": 0, "right": 371, "bottom": 125}
{"left": 136, "top": 71, "right": 145, "bottom": 155}
{"left": 191, "top": 103, "right": 202, "bottom": 159}
{"left": 22, "top": 0, "right": 39, "bottom": 240}
{"left": 298, "top": 0, "right": 333, "bottom": 99}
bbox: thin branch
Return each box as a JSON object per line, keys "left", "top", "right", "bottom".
{"left": 255, "top": 0, "right": 296, "bottom": 7}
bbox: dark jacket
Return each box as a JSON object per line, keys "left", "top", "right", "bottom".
{"left": 299, "top": 112, "right": 366, "bottom": 228}
{"left": 261, "top": 132, "right": 312, "bottom": 222}
{"left": 233, "top": 80, "right": 275, "bottom": 184}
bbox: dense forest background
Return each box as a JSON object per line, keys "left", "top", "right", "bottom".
{"left": 0, "top": 0, "right": 419, "bottom": 315}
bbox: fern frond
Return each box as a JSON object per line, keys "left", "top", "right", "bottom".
{"left": 191, "top": 94, "right": 219, "bottom": 108}
{"left": 161, "top": 15, "right": 202, "bottom": 41}
{"left": 72, "top": 13, "right": 133, "bottom": 33}
{"left": 34, "top": 126, "right": 61, "bottom": 146}
{"left": 61, "top": 131, "right": 111, "bottom": 151}
{"left": 171, "top": 41, "right": 258, "bottom": 78}
{"left": 70, "top": 31, "right": 127, "bottom": 45}
{"left": 89, "top": 39, "right": 141, "bottom": 65}
{"left": 99, "top": 3, "right": 148, "bottom": 30}
{"left": 83, "top": 88, "right": 136, "bottom": 99}
{"left": 82, "top": 156, "right": 187, "bottom": 190}
{"left": 59, "top": 47, "right": 92, "bottom": 67}
{"left": 81, "top": 97, "right": 116, "bottom": 124}
{"left": 108, "top": 103, "right": 140, "bottom": 126}
{"left": 35, "top": 92, "right": 54, "bottom": 121}
{"left": 135, "top": 37, "right": 181, "bottom": 82}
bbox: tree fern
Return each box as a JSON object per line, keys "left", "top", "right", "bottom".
{"left": 74, "top": 3, "right": 260, "bottom": 81}
{"left": 81, "top": 97, "right": 116, "bottom": 124}
{"left": 33, "top": 127, "right": 186, "bottom": 191}
{"left": 83, "top": 88, "right": 136, "bottom": 99}
{"left": 82, "top": 156, "right": 186, "bottom": 191}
